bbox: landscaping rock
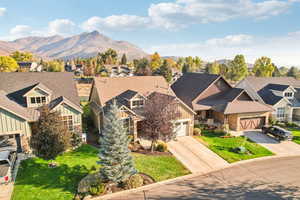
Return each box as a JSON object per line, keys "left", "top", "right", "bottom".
{"left": 78, "top": 173, "right": 102, "bottom": 194}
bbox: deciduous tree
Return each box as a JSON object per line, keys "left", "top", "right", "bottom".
{"left": 150, "top": 52, "right": 162, "bottom": 71}
{"left": 253, "top": 57, "right": 275, "bottom": 77}
{"left": 30, "top": 106, "right": 71, "bottom": 160}
{"left": 141, "top": 93, "right": 181, "bottom": 152}
{"left": 0, "top": 56, "right": 19, "bottom": 72}
{"left": 228, "top": 55, "right": 248, "bottom": 81}
{"left": 10, "top": 51, "right": 33, "bottom": 62}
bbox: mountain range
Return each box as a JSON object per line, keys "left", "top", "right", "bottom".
{"left": 0, "top": 31, "right": 148, "bottom": 60}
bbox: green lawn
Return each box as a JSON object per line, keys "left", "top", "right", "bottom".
{"left": 288, "top": 128, "right": 300, "bottom": 145}
{"left": 12, "top": 145, "right": 189, "bottom": 200}
{"left": 196, "top": 131, "right": 274, "bottom": 163}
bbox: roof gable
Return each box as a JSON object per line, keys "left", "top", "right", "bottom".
{"left": 93, "top": 76, "right": 174, "bottom": 107}
{"left": 171, "top": 73, "right": 221, "bottom": 108}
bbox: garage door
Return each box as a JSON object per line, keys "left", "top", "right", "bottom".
{"left": 174, "top": 121, "right": 189, "bottom": 137}
{"left": 240, "top": 117, "right": 265, "bottom": 130}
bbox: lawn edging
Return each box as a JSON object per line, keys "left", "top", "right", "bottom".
{"left": 86, "top": 154, "right": 300, "bottom": 200}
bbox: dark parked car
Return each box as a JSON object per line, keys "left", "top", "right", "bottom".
{"left": 262, "top": 126, "right": 293, "bottom": 141}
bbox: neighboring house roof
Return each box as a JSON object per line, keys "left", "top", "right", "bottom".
{"left": 171, "top": 73, "right": 220, "bottom": 108}
{"left": 0, "top": 72, "right": 82, "bottom": 121}
{"left": 242, "top": 76, "right": 300, "bottom": 91}
{"left": 213, "top": 101, "right": 273, "bottom": 115}
{"left": 172, "top": 73, "right": 272, "bottom": 114}
{"left": 239, "top": 77, "right": 300, "bottom": 106}
{"left": 93, "top": 76, "right": 175, "bottom": 107}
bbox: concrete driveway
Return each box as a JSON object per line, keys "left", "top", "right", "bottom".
{"left": 167, "top": 137, "right": 229, "bottom": 173}
{"left": 106, "top": 156, "right": 300, "bottom": 200}
{"left": 243, "top": 131, "right": 300, "bottom": 156}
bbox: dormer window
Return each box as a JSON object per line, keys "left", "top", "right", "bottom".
{"left": 284, "top": 92, "right": 293, "bottom": 98}
{"left": 132, "top": 100, "right": 144, "bottom": 108}
{"left": 30, "top": 96, "right": 47, "bottom": 105}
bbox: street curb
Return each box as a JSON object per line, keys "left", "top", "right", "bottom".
{"left": 86, "top": 154, "right": 300, "bottom": 200}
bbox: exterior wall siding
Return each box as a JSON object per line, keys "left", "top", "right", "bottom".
{"left": 0, "top": 108, "right": 31, "bottom": 137}
{"left": 53, "top": 103, "right": 82, "bottom": 132}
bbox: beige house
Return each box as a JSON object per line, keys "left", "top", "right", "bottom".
{"left": 89, "top": 76, "right": 195, "bottom": 140}
{"left": 0, "top": 72, "right": 82, "bottom": 152}
{"left": 171, "top": 73, "right": 273, "bottom": 131}
{"left": 237, "top": 76, "right": 300, "bottom": 123}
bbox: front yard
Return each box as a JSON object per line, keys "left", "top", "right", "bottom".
{"left": 195, "top": 131, "right": 274, "bottom": 163}
{"left": 12, "top": 145, "right": 189, "bottom": 200}
{"left": 288, "top": 128, "right": 300, "bottom": 145}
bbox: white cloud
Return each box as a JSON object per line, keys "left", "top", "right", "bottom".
{"left": 148, "top": 0, "right": 293, "bottom": 29}
{"left": 82, "top": 15, "right": 150, "bottom": 32}
{"left": 48, "top": 19, "right": 76, "bottom": 35}
{"left": 147, "top": 32, "right": 300, "bottom": 66}
{"left": 0, "top": 8, "right": 6, "bottom": 16}
{"left": 10, "top": 25, "right": 32, "bottom": 37}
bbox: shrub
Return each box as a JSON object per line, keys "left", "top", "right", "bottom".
{"left": 269, "top": 116, "right": 277, "bottom": 126}
{"left": 155, "top": 141, "right": 168, "bottom": 152}
{"left": 125, "top": 174, "right": 144, "bottom": 189}
{"left": 285, "top": 122, "right": 298, "bottom": 128}
{"left": 89, "top": 183, "right": 105, "bottom": 196}
{"left": 193, "top": 128, "right": 202, "bottom": 136}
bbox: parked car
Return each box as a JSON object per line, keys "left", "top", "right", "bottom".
{"left": 262, "top": 126, "right": 293, "bottom": 141}
{"left": 0, "top": 150, "right": 17, "bottom": 184}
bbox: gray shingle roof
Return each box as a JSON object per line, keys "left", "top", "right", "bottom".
{"left": 0, "top": 72, "right": 81, "bottom": 121}
{"left": 171, "top": 73, "right": 220, "bottom": 108}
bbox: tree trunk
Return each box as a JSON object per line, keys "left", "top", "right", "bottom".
{"left": 150, "top": 140, "right": 156, "bottom": 152}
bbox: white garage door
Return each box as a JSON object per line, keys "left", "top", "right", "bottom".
{"left": 174, "top": 121, "right": 189, "bottom": 137}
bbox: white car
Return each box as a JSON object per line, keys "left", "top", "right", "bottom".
{"left": 0, "top": 150, "right": 17, "bottom": 184}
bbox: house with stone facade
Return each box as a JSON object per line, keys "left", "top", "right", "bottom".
{"left": 89, "top": 76, "right": 195, "bottom": 140}
{"left": 171, "top": 73, "right": 273, "bottom": 131}
{"left": 0, "top": 72, "right": 82, "bottom": 152}
{"left": 236, "top": 76, "right": 300, "bottom": 123}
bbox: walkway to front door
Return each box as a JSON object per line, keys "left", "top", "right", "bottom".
{"left": 168, "top": 136, "right": 229, "bottom": 173}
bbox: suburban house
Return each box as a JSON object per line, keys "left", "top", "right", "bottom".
{"left": 101, "top": 65, "right": 133, "bottom": 77}
{"left": 17, "top": 62, "right": 43, "bottom": 72}
{"left": 171, "top": 73, "right": 273, "bottom": 131}
{"left": 89, "top": 76, "right": 195, "bottom": 140}
{"left": 0, "top": 72, "right": 82, "bottom": 152}
{"left": 236, "top": 76, "right": 300, "bottom": 123}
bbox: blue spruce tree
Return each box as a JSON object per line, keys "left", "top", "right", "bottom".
{"left": 99, "top": 101, "right": 137, "bottom": 183}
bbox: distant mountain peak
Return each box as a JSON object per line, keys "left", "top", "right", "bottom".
{"left": 0, "top": 31, "right": 148, "bottom": 60}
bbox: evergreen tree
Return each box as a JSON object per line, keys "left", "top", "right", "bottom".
{"left": 121, "top": 54, "right": 127, "bottom": 65}
{"left": 229, "top": 55, "right": 248, "bottom": 81}
{"left": 157, "top": 60, "right": 173, "bottom": 83}
{"left": 98, "top": 102, "right": 137, "bottom": 183}
{"left": 287, "top": 67, "right": 300, "bottom": 79}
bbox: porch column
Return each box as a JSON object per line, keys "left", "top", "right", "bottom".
{"left": 133, "top": 120, "right": 138, "bottom": 142}
{"left": 289, "top": 107, "right": 293, "bottom": 122}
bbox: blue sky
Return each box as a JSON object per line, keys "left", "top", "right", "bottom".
{"left": 0, "top": 0, "right": 300, "bottom": 66}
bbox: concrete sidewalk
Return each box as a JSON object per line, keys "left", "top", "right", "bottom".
{"left": 168, "top": 136, "right": 229, "bottom": 173}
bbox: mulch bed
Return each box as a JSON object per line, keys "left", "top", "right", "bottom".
{"left": 133, "top": 149, "right": 172, "bottom": 156}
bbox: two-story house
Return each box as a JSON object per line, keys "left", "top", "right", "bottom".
{"left": 89, "top": 76, "right": 195, "bottom": 140}
{"left": 171, "top": 73, "right": 273, "bottom": 131}
{"left": 0, "top": 72, "right": 82, "bottom": 152}
{"left": 237, "top": 76, "right": 300, "bottom": 123}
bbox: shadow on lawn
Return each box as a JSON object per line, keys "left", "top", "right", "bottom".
{"left": 148, "top": 180, "right": 300, "bottom": 200}
{"left": 15, "top": 158, "right": 92, "bottom": 194}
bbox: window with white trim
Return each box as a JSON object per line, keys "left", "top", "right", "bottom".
{"left": 30, "top": 96, "right": 47, "bottom": 104}
{"left": 132, "top": 100, "right": 144, "bottom": 108}
{"left": 276, "top": 107, "right": 285, "bottom": 119}
{"left": 62, "top": 115, "right": 74, "bottom": 131}
{"left": 284, "top": 92, "right": 293, "bottom": 98}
